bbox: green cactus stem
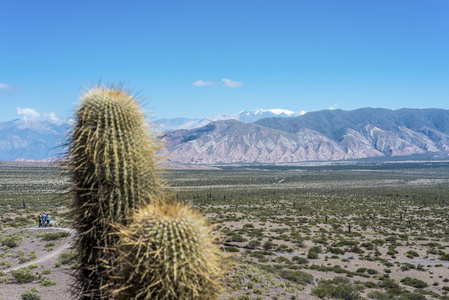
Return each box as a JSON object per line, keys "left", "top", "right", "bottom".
{"left": 67, "top": 85, "right": 162, "bottom": 299}
{"left": 113, "top": 200, "right": 225, "bottom": 300}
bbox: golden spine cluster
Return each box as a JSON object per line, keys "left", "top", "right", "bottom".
{"left": 114, "top": 201, "right": 223, "bottom": 300}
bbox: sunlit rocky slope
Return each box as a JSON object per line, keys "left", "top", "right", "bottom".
{"left": 1, "top": 108, "right": 449, "bottom": 163}
{"left": 163, "top": 108, "right": 449, "bottom": 164}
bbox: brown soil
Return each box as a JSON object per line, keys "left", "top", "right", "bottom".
{"left": 0, "top": 227, "right": 75, "bottom": 300}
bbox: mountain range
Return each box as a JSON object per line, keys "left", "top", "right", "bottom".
{"left": 154, "top": 108, "right": 306, "bottom": 131}
{"left": 0, "top": 119, "right": 69, "bottom": 161}
{"left": 162, "top": 108, "right": 449, "bottom": 164}
{"left": 1, "top": 108, "right": 449, "bottom": 164}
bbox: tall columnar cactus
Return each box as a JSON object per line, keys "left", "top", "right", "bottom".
{"left": 67, "top": 85, "right": 162, "bottom": 299}
{"left": 113, "top": 200, "right": 224, "bottom": 300}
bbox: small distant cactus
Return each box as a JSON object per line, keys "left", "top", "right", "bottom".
{"left": 67, "top": 85, "right": 162, "bottom": 299}
{"left": 113, "top": 200, "right": 224, "bottom": 300}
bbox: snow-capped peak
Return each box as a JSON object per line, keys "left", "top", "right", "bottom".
{"left": 236, "top": 108, "right": 306, "bottom": 123}
{"left": 241, "top": 108, "right": 305, "bottom": 116}
{"left": 155, "top": 108, "right": 307, "bottom": 131}
{"left": 265, "top": 109, "right": 295, "bottom": 115}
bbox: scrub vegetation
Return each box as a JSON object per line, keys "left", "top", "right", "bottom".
{"left": 164, "top": 163, "right": 449, "bottom": 299}
{"left": 0, "top": 161, "right": 449, "bottom": 299}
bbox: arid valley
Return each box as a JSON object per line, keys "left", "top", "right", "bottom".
{"left": 1, "top": 161, "right": 448, "bottom": 299}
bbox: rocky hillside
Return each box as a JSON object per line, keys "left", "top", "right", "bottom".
{"left": 0, "top": 119, "right": 69, "bottom": 161}
{"left": 163, "top": 108, "right": 449, "bottom": 164}
{"left": 1, "top": 108, "right": 449, "bottom": 163}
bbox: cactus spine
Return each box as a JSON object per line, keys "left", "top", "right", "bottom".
{"left": 67, "top": 85, "right": 161, "bottom": 299}
{"left": 113, "top": 201, "right": 224, "bottom": 300}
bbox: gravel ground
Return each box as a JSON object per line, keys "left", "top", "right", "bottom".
{"left": 0, "top": 227, "right": 75, "bottom": 300}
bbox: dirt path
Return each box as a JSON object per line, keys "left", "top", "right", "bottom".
{"left": 3, "top": 227, "right": 75, "bottom": 272}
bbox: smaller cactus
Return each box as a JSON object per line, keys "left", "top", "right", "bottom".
{"left": 113, "top": 200, "right": 225, "bottom": 300}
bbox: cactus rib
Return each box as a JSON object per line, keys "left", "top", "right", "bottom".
{"left": 113, "top": 201, "right": 224, "bottom": 300}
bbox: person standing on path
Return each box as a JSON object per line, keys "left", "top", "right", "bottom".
{"left": 42, "top": 213, "right": 46, "bottom": 228}
{"left": 46, "top": 214, "right": 51, "bottom": 227}
{"left": 38, "top": 213, "right": 42, "bottom": 227}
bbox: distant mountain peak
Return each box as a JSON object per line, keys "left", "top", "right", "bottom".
{"left": 155, "top": 108, "right": 306, "bottom": 131}
{"left": 244, "top": 108, "right": 297, "bottom": 116}
{"left": 0, "top": 119, "right": 69, "bottom": 161}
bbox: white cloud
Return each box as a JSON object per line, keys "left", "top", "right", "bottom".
{"left": 222, "top": 78, "right": 244, "bottom": 88}
{"left": 192, "top": 78, "right": 244, "bottom": 88}
{"left": 0, "top": 83, "right": 15, "bottom": 94}
{"left": 17, "top": 108, "right": 41, "bottom": 121}
{"left": 0, "top": 83, "right": 14, "bottom": 89}
{"left": 43, "top": 111, "right": 61, "bottom": 124}
{"left": 16, "top": 108, "right": 62, "bottom": 124}
{"left": 192, "top": 80, "right": 217, "bottom": 87}
{"left": 329, "top": 103, "right": 338, "bottom": 110}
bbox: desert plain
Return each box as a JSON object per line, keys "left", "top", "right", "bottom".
{"left": 0, "top": 161, "right": 448, "bottom": 300}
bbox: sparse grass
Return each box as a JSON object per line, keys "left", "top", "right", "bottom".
{"left": 37, "top": 231, "right": 70, "bottom": 241}
{"left": 0, "top": 259, "right": 12, "bottom": 269}
{"left": 1, "top": 235, "right": 22, "bottom": 248}
{"left": 43, "top": 242, "right": 55, "bottom": 251}
{"left": 10, "top": 266, "right": 36, "bottom": 283}
{"left": 400, "top": 277, "right": 429, "bottom": 288}
{"left": 164, "top": 164, "right": 449, "bottom": 299}
{"left": 0, "top": 163, "right": 70, "bottom": 217}
{"left": 312, "top": 277, "right": 363, "bottom": 300}
{"left": 40, "top": 278, "right": 57, "bottom": 286}
{"left": 20, "top": 291, "right": 41, "bottom": 300}
{"left": 1, "top": 162, "right": 449, "bottom": 298}
{"left": 55, "top": 249, "right": 77, "bottom": 267}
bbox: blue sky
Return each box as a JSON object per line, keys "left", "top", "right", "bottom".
{"left": 1, "top": 0, "right": 448, "bottom": 122}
